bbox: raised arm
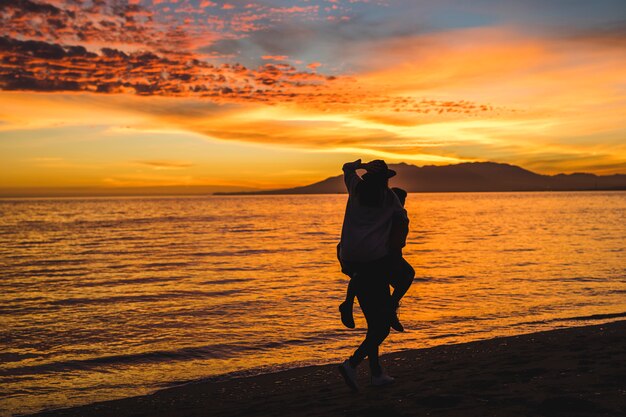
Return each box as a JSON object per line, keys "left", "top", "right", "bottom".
{"left": 342, "top": 159, "right": 363, "bottom": 195}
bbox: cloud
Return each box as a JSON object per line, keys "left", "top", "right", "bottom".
{"left": 262, "top": 55, "right": 289, "bottom": 61}
{"left": 2, "top": 0, "right": 381, "bottom": 104}
{"left": 0, "top": 0, "right": 182, "bottom": 53}
{"left": 0, "top": 35, "right": 334, "bottom": 100}
{"left": 135, "top": 160, "right": 194, "bottom": 168}
{"left": 1, "top": 0, "right": 373, "bottom": 63}
{"left": 2, "top": 1, "right": 626, "bottom": 178}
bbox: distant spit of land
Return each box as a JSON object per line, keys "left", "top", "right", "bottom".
{"left": 215, "top": 162, "right": 626, "bottom": 195}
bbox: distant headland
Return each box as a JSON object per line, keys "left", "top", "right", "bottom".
{"left": 215, "top": 162, "right": 626, "bottom": 195}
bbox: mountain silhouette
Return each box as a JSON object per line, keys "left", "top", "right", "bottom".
{"left": 215, "top": 162, "right": 626, "bottom": 195}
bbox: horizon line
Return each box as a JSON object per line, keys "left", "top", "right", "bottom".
{"left": 2, "top": 161, "right": 625, "bottom": 198}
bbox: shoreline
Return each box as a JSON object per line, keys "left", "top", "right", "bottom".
{"left": 28, "top": 320, "right": 626, "bottom": 417}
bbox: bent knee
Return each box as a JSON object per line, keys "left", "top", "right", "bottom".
{"left": 406, "top": 265, "right": 416, "bottom": 280}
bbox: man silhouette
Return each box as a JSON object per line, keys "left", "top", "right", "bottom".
{"left": 336, "top": 159, "right": 410, "bottom": 390}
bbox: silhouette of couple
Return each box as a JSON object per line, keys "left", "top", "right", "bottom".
{"left": 337, "top": 159, "right": 415, "bottom": 391}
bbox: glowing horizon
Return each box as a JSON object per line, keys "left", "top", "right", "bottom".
{"left": 1, "top": 0, "right": 625, "bottom": 193}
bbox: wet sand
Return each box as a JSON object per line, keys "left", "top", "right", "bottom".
{"left": 30, "top": 321, "right": 626, "bottom": 417}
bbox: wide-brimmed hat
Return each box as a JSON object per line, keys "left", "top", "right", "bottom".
{"left": 362, "top": 160, "right": 396, "bottom": 181}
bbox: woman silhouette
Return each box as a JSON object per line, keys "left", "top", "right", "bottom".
{"left": 337, "top": 159, "right": 408, "bottom": 390}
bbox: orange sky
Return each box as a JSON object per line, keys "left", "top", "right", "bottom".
{"left": 1, "top": 0, "right": 625, "bottom": 194}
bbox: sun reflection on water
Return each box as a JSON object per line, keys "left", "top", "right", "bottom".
{"left": 0, "top": 192, "right": 625, "bottom": 415}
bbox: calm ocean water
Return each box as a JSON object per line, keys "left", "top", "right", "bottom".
{"left": 1, "top": 192, "right": 625, "bottom": 416}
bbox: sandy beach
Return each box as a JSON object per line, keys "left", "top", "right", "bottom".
{"left": 27, "top": 320, "right": 626, "bottom": 417}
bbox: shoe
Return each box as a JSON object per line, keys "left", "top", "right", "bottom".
{"left": 390, "top": 304, "right": 404, "bottom": 332}
{"left": 338, "top": 359, "right": 359, "bottom": 392}
{"left": 339, "top": 302, "right": 355, "bottom": 329}
{"left": 371, "top": 371, "right": 395, "bottom": 386}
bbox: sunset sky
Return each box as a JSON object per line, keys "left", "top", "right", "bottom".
{"left": 1, "top": 0, "right": 625, "bottom": 194}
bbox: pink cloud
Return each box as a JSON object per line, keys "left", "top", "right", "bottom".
{"left": 0, "top": 36, "right": 337, "bottom": 103}
{"left": 269, "top": 5, "right": 319, "bottom": 14}
{"left": 262, "top": 55, "right": 289, "bottom": 61}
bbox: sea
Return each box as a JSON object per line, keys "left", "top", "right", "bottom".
{"left": 1, "top": 192, "right": 625, "bottom": 416}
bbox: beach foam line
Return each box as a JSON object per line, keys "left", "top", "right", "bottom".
{"left": 0, "top": 344, "right": 240, "bottom": 377}
{"left": 516, "top": 311, "right": 626, "bottom": 326}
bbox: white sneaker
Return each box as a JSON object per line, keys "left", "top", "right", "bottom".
{"left": 338, "top": 359, "right": 359, "bottom": 391}
{"left": 371, "top": 371, "right": 395, "bottom": 386}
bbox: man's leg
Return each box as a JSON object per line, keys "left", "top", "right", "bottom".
{"left": 349, "top": 267, "right": 391, "bottom": 376}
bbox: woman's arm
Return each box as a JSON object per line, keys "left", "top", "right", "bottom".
{"left": 342, "top": 159, "right": 363, "bottom": 194}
